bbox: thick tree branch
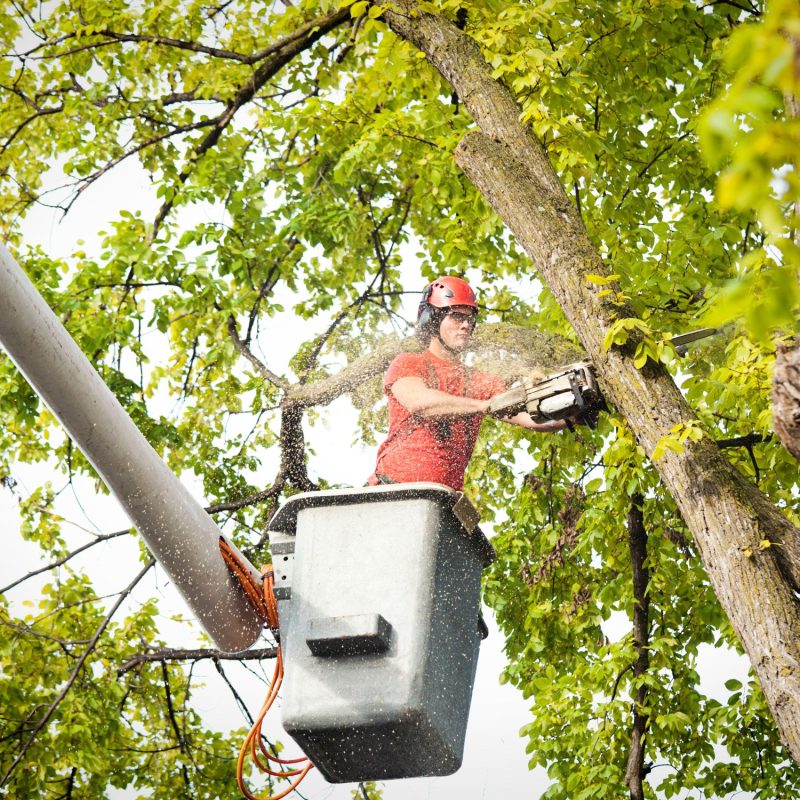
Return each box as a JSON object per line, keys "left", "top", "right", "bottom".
{"left": 279, "top": 403, "right": 317, "bottom": 492}
{"left": 380, "top": 0, "right": 800, "bottom": 762}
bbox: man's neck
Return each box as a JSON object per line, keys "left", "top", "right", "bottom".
{"left": 427, "top": 338, "right": 461, "bottom": 362}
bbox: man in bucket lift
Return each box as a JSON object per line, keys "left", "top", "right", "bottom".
{"left": 367, "top": 276, "right": 568, "bottom": 491}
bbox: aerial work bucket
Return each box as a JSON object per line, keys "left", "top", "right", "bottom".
{"left": 267, "top": 483, "right": 495, "bottom": 783}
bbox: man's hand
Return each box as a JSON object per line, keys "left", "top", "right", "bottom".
{"left": 516, "top": 415, "right": 569, "bottom": 432}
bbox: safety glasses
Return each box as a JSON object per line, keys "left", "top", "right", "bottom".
{"left": 445, "top": 310, "right": 478, "bottom": 326}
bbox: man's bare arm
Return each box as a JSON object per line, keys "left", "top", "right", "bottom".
{"left": 499, "top": 411, "right": 568, "bottom": 432}
{"left": 391, "top": 378, "right": 570, "bottom": 431}
{"left": 391, "top": 377, "right": 488, "bottom": 417}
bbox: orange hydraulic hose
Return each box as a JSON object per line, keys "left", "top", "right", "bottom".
{"left": 219, "top": 540, "right": 274, "bottom": 622}
{"left": 219, "top": 539, "right": 314, "bottom": 799}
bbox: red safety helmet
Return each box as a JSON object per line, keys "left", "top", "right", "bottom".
{"left": 417, "top": 276, "right": 478, "bottom": 341}
{"left": 423, "top": 276, "right": 478, "bottom": 310}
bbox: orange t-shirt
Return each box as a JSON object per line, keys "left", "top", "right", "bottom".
{"left": 373, "top": 351, "right": 505, "bottom": 491}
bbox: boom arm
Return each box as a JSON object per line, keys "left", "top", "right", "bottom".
{"left": 0, "top": 244, "right": 263, "bottom": 653}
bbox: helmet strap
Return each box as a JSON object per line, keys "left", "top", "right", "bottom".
{"left": 437, "top": 335, "right": 462, "bottom": 358}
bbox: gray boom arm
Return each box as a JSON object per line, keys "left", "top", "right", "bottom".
{"left": 0, "top": 244, "right": 263, "bottom": 652}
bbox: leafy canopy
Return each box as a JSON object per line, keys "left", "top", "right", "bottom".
{"left": 1, "top": 0, "right": 798, "bottom": 798}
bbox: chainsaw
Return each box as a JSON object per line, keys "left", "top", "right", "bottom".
{"left": 487, "top": 327, "right": 718, "bottom": 429}
{"left": 488, "top": 361, "right": 605, "bottom": 428}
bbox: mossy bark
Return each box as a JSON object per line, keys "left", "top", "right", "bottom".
{"left": 381, "top": 0, "right": 800, "bottom": 762}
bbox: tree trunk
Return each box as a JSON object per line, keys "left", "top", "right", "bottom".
{"left": 772, "top": 35, "right": 800, "bottom": 462}
{"left": 774, "top": 340, "right": 800, "bottom": 459}
{"left": 381, "top": 0, "right": 800, "bottom": 762}
{"left": 625, "top": 495, "right": 650, "bottom": 800}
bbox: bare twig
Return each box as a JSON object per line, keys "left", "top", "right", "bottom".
{"left": 159, "top": 662, "right": 193, "bottom": 793}
{"left": 0, "top": 104, "right": 64, "bottom": 156}
{"left": 244, "top": 236, "right": 301, "bottom": 343}
{"left": 212, "top": 659, "right": 256, "bottom": 726}
{"left": 299, "top": 295, "right": 368, "bottom": 385}
{"left": 60, "top": 118, "right": 217, "bottom": 216}
{"left": 117, "top": 645, "right": 278, "bottom": 675}
{"left": 0, "top": 619, "right": 90, "bottom": 650}
{"left": 23, "top": 13, "right": 345, "bottom": 65}
{"left": 0, "top": 528, "right": 133, "bottom": 594}
{"left": 616, "top": 132, "right": 692, "bottom": 210}
{"left": 227, "top": 315, "right": 289, "bottom": 390}
{"left": 609, "top": 663, "right": 634, "bottom": 706}
{"left": 205, "top": 485, "right": 282, "bottom": 514}
{"left": 0, "top": 559, "right": 155, "bottom": 789}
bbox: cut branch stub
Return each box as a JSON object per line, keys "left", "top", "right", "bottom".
{"left": 454, "top": 94, "right": 800, "bottom": 771}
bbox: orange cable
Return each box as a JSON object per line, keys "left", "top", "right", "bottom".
{"left": 219, "top": 539, "right": 314, "bottom": 800}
